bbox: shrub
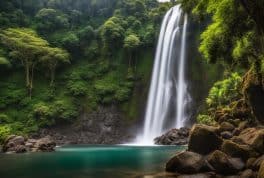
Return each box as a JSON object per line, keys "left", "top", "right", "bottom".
{"left": 52, "top": 99, "right": 78, "bottom": 122}
{"left": 197, "top": 114, "right": 216, "bottom": 125}
{"left": 206, "top": 73, "right": 242, "bottom": 108}
{"left": 0, "top": 114, "right": 12, "bottom": 124}
{"left": 0, "top": 125, "right": 12, "bottom": 143}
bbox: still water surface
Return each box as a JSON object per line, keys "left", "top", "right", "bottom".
{"left": 0, "top": 145, "right": 184, "bottom": 178}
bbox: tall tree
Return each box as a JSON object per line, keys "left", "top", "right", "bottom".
{"left": 124, "top": 34, "right": 140, "bottom": 67}
{"left": 0, "top": 28, "right": 69, "bottom": 97}
{"left": 40, "top": 47, "right": 70, "bottom": 86}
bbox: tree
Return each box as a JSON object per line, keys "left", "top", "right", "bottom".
{"left": 181, "top": 0, "right": 264, "bottom": 69}
{"left": 100, "top": 18, "right": 125, "bottom": 55}
{"left": 60, "top": 32, "right": 80, "bottom": 53}
{"left": 124, "top": 34, "right": 140, "bottom": 67}
{"left": 78, "top": 25, "right": 94, "bottom": 44}
{"left": 40, "top": 47, "right": 70, "bottom": 86}
{"left": 0, "top": 28, "right": 69, "bottom": 97}
{"left": 35, "top": 8, "right": 69, "bottom": 32}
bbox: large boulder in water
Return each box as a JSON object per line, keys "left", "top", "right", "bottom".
{"left": 166, "top": 151, "right": 205, "bottom": 173}
{"left": 207, "top": 150, "right": 245, "bottom": 175}
{"left": 188, "top": 124, "right": 222, "bottom": 155}
{"left": 154, "top": 127, "right": 190, "bottom": 145}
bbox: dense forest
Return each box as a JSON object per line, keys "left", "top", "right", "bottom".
{"left": 180, "top": 0, "right": 264, "bottom": 126}
{"left": 0, "top": 0, "right": 172, "bottom": 142}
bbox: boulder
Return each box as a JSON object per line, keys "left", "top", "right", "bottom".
{"left": 240, "top": 169, "right": 256, "bottom": 178}
{"left": 221, "top": 131, "right": 233, "bottom": 139}
{"left": 177, "top": 172, "right": 216, "bottom": 178}
{"left": 188, "top": 124, "right": 222, "bottom": 155}
{"left": 219, "top": 122, "right": 235, "bottom": 132}
{"left": 251, "top": 155, "right": 264, "bottom": 171}
{"left": 233, "top": 128, "right": 264, "bottom": 154}
{"left": 166, "top": 151, "right": 205, "bottom": 173}
{"left": 221, "top": 140, "right": 257, "bottom": 161}
{"left": 34, "top": 136, "right": 56, "bottom": 152}
{"left": 154, "top": 127, "right": 190, "bottom": 145}
{"left": 14, "top": 145, "right": 27, "bottom": 153}
{"left": 232, "top": 128, "right": 241, "bottom": 136}
{"left": 246, "top": 158, "right": 257, "bottom": 169}
{"left": 258, "top": 161, "right": 264, "bottom": 178}
{"left": 238, "top": 121, "right": 249, "bottom": 131}
{"left": 207, "top": 150, "right": 245, "bottom": 175}
{"left": 3, "top": 135, "right": 26, "bottom": 153}
{"left": 242, "top": 69, "right": 264, "bottom": 124}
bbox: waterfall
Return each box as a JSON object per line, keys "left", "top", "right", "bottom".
{"left": 137, "top": 5, "right": 190, "bottom": 145}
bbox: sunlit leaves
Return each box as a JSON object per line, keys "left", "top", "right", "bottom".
{"left": 206, "top": 73, "right": 242, "bottom": 108}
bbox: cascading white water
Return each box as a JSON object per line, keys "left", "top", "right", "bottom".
{"left": 137, "top": 5, "right": 190, "bottom": 145}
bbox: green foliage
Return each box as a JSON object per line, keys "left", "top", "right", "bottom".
{"left": 0, "top": 28, "right": 70, "bottom": 95}
{"left": 0, "top": 125, "right": 12, "bottom": 143}
{"left": 124, "top": 34, "right": 141, "bottom": 50}
{"left": 181, "top": 0, "right": 263, "bottom": 69}
{"left": 84, "top": 40, "right": 99, "bottom": 59}
{"left": 0, "top": 56, "right": 10, "bottom": 67}
{"left": 100, "top": 17, "right": 125, "bottom": 53}
{"left": 33, "top": 99, "right": 78, "bottom": 127}
{"left": 35, "top": 8, "right": 69, "bottom": 32}
{"left": 206, "top": 73, "right": 242, "bottom": 108}
{"left": 0, "top": 114, "right": 12, "bottom": 124}
{"left": 94, "top": 71, "right": 133, "bottom": 103}
{"left": 197, "top": 114, "right": 216, "bottom": 125}
{"left": 0, "top": 0, "right": 166, "bottom": 140}
{"left": 78, "top": 25, "right": 94, "bottom": 41}
{"left": 60, "top": 32, "right": 80, "bottom": 51}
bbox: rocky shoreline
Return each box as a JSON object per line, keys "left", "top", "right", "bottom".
{"left": 1, "top": 135, "right": 56, "bottom": 153}
{"left": 165, "top": 123, "right": 264, "bottom": 177}
{"left": 154, "top": 127, "right": 190, "bottom": 145}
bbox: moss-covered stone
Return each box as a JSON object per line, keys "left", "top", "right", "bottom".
{"left": 166, "top": 151, "right": 205, "bottom": 173}
{"left": 242, "top": 68, "right": 264, "bottom": 124}
{"left": 233, "top": 128, "right": 264, "bottom": 154}
{"left": 221, "top": 140, "right": 257, "bottom": 161}
{"left": 188, "top": 124, "right": 222, "bottom": 155}
{"left": 207, "top": 150, "right": 245, "bottom": 175}
{"left": 258, "top": 161, "right": 264, "bottom": 178}
{"left": 219, "top": 122, "right": 235, "bottom": 132}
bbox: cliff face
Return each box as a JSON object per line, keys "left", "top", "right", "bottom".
{"left": 36, "top": 106, "right": 133, "bottom": 145}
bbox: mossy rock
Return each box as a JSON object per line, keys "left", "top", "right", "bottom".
{"left": 219, "top": 122, "right": 235, "bottom": 132}
{"left": 258, "top": 161, "right": 264, "bottom": 178}
{"left": 188, "top": 124, "right": 222, "bottom": 155}
{"left": 166, "top": 151, "right": 205, "bottom": 173}
{"left": 233, "top": 128, "right": 264, "bottom": 154}
{"left": 221, "top": 140, "right": 258, "bottom": 161}
{"left": 242, "top": 69, "right": 264, "bottom": 124}
{"left": 207, "top": 150, "right": 245, "bottom": 175}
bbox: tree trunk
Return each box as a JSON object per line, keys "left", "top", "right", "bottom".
{"left": 25, "top": 61, "right": 30, "bottom": 88}
{"left": 28, "top": 64, "right": 35, "bottom": 99}
{"left": 129, "top": 53, "right": 132, "bottom": 68}
{"left": 50, "top": 68, "right": 55, "bottom": 87}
